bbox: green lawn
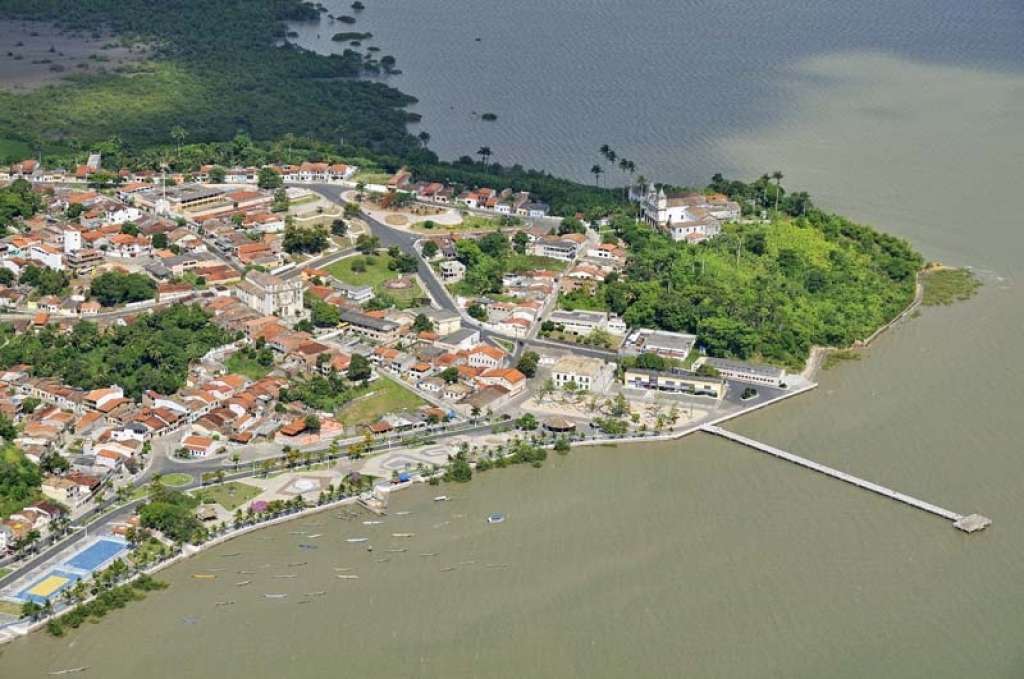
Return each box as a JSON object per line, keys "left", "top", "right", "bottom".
{"left": 327, "top": 253, "right": 400, "bottom": 288}
{"left": 352, "top": 171, "right": 392, "bottom": 184}
{"left": 161, "top": 473, "right": 194, "bottom": 488}
{"left": 508, "top": 254, "right": 567, "bottom": 272}
{"left": 0, "top": 600, "right": 21, "bottom": 617}
{"left": 192, "top": 481, "right": 262, "bottom": 511}
{"left": 336, "top": 377, "right": 427, "bottom": 430}
{"left": 225, "top": 352, "right": 272, "bottom": 380}
{"left": 0, "top": 567, "right": 11, "bottom": 578}
{"left": 410, "top": 213, "right": 509, "bottom": 233}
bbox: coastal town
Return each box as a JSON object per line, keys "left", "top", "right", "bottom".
{"left": 0, "top": 152, "right": 818, "bottom": 635}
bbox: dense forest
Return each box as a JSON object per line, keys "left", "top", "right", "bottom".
{"left": 0, "top": 0, "right": 422, "bottom": 158}
{"left": 0, "top": 304, "right": 232, "bottom": 398}
{"left": 562, "top": 203, "right": 922, "bottom": 367}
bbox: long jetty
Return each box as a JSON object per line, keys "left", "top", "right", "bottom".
{"left": 700, "top": 425, "right": 990, "bottom": 533}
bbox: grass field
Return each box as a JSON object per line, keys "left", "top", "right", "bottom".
{"left": 0, "top": 600, "right": 21, "bottom": 617}
{"left": 921, "top": 267, "right": 981, "bottom": 305}
{"left": 336, "top": 377, "right": 426, "bottom": 430}
{"left": 225, "top": 352, "right": 272, "bottom": 380}
{"left": 327, "top": 253, "right": 399, "bottom": 288}
{"left": 410, "top": 213, "right": 510, "bottom": 233}
{"left": 0, "top": 567, "right": 10, "bottom": 579}
{"left": 161, "top": 473, "right": 193, "bottom": 488}
{"left": 192, "top": 481, "right": 261, "bottom": 511}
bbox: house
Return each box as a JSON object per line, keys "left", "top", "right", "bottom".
{"left": 621, "top": 328, "right": 697, "bottom": 360}
{"left": 28, "top": 243, "right": 64, "bottom": 271}
{"left": 442, "top": 382, "right": 472, "bottom": 401}
{"left": 436, "top": 328, "right": 479, "bottom": 352}
{"left": 549, "top": 310, "right": 627, "bottom": 337}
{"left": 84, "top": 385, "right": 127, "bottom": 413}
{"left": 181, "top": 434, "right": 218, "bottom": 457}
{"left": 692, "top": 357, "right": 787, "bottom": 388}
{"left": 41, "top": 475, "right": 87, "bottom": 507}
{"left": 439, "top": 260, "right": 466, "bottom": 284}
{"left": 340, "top": 310, "right": 400, "bottom": 343}
{"left": 623, "top": 367, "right": 726, "bottom": 398}
{"left": 551, "top": 355, "right": 614, "bottom": 393}
{"left": 530, "top": 236, "right": 579, "bottom": 262}
{"left": 334, "top": 280, "right": 374, "bottom": 304}
{"left": 466, "top": 344, "right": 508, "bottom": 369}
{"left": 477, "top": 367, "right": 527, "bottom": 396}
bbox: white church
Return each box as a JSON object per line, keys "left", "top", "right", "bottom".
{"left": 630, "top": 183, "right": 740, "bottom": 243}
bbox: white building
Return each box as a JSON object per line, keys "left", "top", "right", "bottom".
{"left": 63, "top": 228, "right": 82, "bottom": 254}
{"left": 551, "top": 355, "right": 614, "bottom": 393}
{"left": 692, "top": 357, "right": 787, "bottom": 387}
{"left": 235, "top": 271, "right": 306, "bottom": 320}
{"left": 549, "top": 310, "right": 627, "bottom": 337}
{"left": 28, "top": 243, "right": 64, "bottom": 271}
{"left": 634, "top": 183, "right": 740, "bottom": 243}
{"left": 439, "top": 260, "right": 466, "bottom": 284}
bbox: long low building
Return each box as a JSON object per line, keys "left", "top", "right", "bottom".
{"left": 340, "top": 310, "right": 401, "bottom": 344}
{"left": 691, "top": 357, "right": 787, "bottom": 387}
{"left": 623, "top": 367, "right": 726, "bottom": 399}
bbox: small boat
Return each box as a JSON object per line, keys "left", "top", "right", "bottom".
{"left": 391, "top": 532, "right": 415, "bottom": 538}
{"left": 458, "top": 560, "right": 477, "bottom": 566}
{"left": 207, "top": 568, "right": 227, "bottom": 572}
{"left": 419, "top": 552, "right": 438, "bottom": 557}
{"left": 333, "top": 567, "right": 353, "bottom": 572}
{"left": 220, "top": 552, "right": 241, "bottom": 558}
{"left": 305, "top": 591, "right": 327, "bottom": 597}
{"left": 485, "top": 563, "right": 510, "bottom": 569}
{"left": 384, "top": 548, "right": 407, "bottom": 553}
{"left": 362, "top": 520, "right": 383, "bottom": 526}
{"left": 306, "top": 533, "right": 322, "bottom": 539}
{"left": 433, "top": 521, "right": 450, "bottom": 528}
{"left": 346, "top": 537, "right": 369, "bottom": 543}
{"left": 48, "top": 668, "right": 88, "bottom": 676}
{"left": 235, "top": 580, "right": 251, "bottom": 587}
{"left": 298, "top": 544, "right": 319, "bottom": 550}
{"left": 273, "top": 574, "right": 297, "bottom": 579}
{"left": 433, "top": 495, "right": 449, "bottom": 502}
{"left": 337, "top": 574, "right": 360, "bottom": 580}
{"left": 264, "top": 593, "right": 288, "bottom": 599}
{"left": 238, "top": 570, "right": 256, "bottom": 575}
{"left": 394, "top": 511, "right": 412, "bottom": 516}
{"left": 181, "top": 617, "right": 199, "bottom": 625}
{"left": 287, "top": 561, "right": 308, "bottom": 567}
{"left": 439, "top": 566, "right": 457, "bottom": 572}
{"left": 192, "top": 573, "right": 216, "bottom": 580}
{"left": 487, "top": 512, "right": 506, "bottom": 525}
{"left": 289, "top": 531, "right": 306, "bottom": 535}
{"left": 297, "top": 599, "right": 311, "bottom": 605}
{"left": 214, "top": 601, "right": 236, "bottom": 607}
{"left": 374, "top": 557, "right": 391, "bottom": 563}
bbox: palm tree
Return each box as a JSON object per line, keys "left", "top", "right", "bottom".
{"left": 230, "top": 452, "right": 241, "bottom": 471}
{"left": 417, "top": 131, "right": 431, "bottom": 147}
{"left": 599, "top": 144, "right": 612, "bottom": 161}
{"left": 590, "top": 164, "right": 604, "bottom": 186}
{"left": 477, "top": 146, "right": 492, "bottom": 165}
{"left": 170, "top": 125, "right": 188, "bottom": 157}
{"left": 771, "top": 170, "right": 784, "bottom": 214}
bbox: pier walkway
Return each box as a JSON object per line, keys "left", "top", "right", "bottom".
{"left": 700, "top": 425, "right": 990, "bottom": 533}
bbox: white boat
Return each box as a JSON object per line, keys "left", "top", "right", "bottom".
{"left": 391, "top": 532, "right": 415, "bottom": 538}
{"left": 306, "top": 534, "right": 322, "bottom": 539}
{"left": 235, "top": 580, "right": 251, "bottom": 587}
{"left": 362, "top": 520, "right": 383, "bottom": 525}
{"left": 394, "top": 511, "right": 412, "bottom": 516}
{"left": 273, "top": 574, "right": 297, "bottom": 579}
{"left": 264, "top": 593, "right": 288, "bottom": 599}
{"left": 433, "top": 495, "right": 449, "bottom": 502}
{"left": 337, "top": 574, "right": 360, "bottom": 580}
{"left": 487, "top": 512, "right": 506, "bottom": 525}
{"left": 346, "top": 537, "right": 369, "bottom": 543}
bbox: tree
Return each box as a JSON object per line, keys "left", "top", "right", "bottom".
{"left": 417, "top": 130, "right": 431, "bottom": 147}
{"left": 347, "top": 353, "right": 372, "bottom": 382}
{"left": 516, "top": 351, "right": 539, "bottom": 378}
{"left": 590, "top": 164, "right": 604, "bottom": 186}
{"left": 421, "top": 240, "right": 439, "bottom": 258}
{"left": 412, "top": 313, "right": 433, "bottom": 333}
{"left": 283, "top": 224, "right": 328, "bottom": 254}
{"left": 151, "top": 232, "right": 168, "bottom": 249}
{"left": 477, "top": 146, "right": 492, "bottom": 165}
{"left": 304, "top": 414, "right": 322, "bottom": 432}
{"left": 330, "top": 219, "right": 348, "bottom": 237}
{"left": 170, "top": 125, "right": 188, "bottom": 156}
{"left": 539, "top": 378, "right": 556, "bottom": 402}
{"left": 554, "top": 437, "right": 571, "bottom": 455}
{"left": 467, "top": 303, "right": 487, "bottom": 321}
{"left": 516, "top": 413, "right": 538, "bottom": 430}
{"left": 444, "top": 455, "right": 472, "bottom": 483}
{"left": 695, "top": 362, "right": 720, "bottom": 377}
{"left": 355, "top": 233, "right": 379, "bottom": 254}
{"left": 512, "top": 230, "right": 529, "bottom": 254}
{"left": 90, "top": 271, "right": 156, "bottom": 307}
{"left": 634, "top": 352, "right": 666, "bottom": 371}
{"left": 208, "top": 166, "right": 226, "bottom": 184}
{"left": 772, "top": 170, "right": 784, "bottom": 214}
{"left": 258, "top": 166, "right": 283, "bottom": 190}
{"left": 440, "top": 366, "right": 459, "bottom": 383}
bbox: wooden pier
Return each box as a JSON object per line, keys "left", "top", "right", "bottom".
{"left": 700, "top": 425, "right": 990, "bottom": 533}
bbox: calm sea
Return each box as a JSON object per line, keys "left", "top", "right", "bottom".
{"left": 2, "top": 1, "right": 1023, "bottom": 676}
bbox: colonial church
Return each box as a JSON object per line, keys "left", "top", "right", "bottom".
{"left": 630, "top": 183, "right": 740, "bottom": 243}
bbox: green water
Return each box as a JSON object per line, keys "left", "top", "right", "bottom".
{"left": 4, "top": 22, "right": 1024, "bottom": 679}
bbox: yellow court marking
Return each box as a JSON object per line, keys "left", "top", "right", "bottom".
{"left": 29, "top": 575, "right": 68, "bottom": 597}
